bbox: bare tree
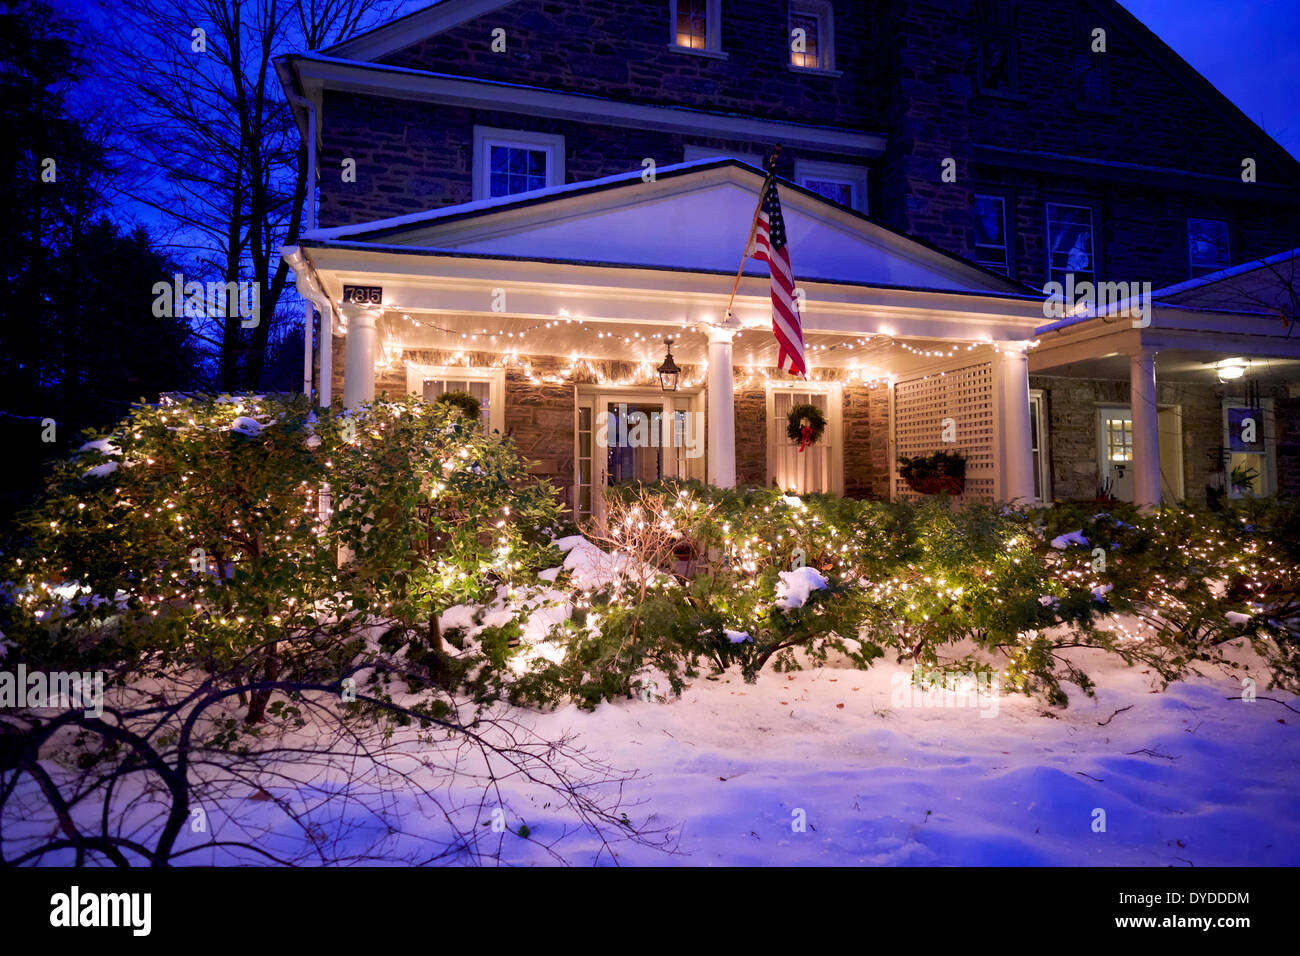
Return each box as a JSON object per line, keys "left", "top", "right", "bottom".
{"left": 0, "top": 650, "right": 674, "bottom": 866}
{"left": 98, "top": 0, "right": 391, "bottom": 389}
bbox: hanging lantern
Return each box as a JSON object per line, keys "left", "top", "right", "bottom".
{"left": 657, "top": 337, "right": 680, "bottom": 392}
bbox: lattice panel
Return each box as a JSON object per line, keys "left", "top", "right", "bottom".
{"left": 893, "top": 361, "right": 996, "bottom": 501}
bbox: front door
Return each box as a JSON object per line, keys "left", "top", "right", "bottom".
{"left": 576, "top": 390, "right": 693, "bottom": 523}
{"left": 1097, "top": 406, "right": 1134, "bottom": 501}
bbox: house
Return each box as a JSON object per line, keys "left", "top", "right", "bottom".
{"left": 276, "top": 0, "right": 1300, "bottom": 514}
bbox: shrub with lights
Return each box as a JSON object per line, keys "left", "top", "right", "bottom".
{"left": 2, "top": 394, "right": 563, "bottom": 721}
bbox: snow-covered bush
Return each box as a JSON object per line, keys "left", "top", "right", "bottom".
{"left": 1, "top": 394, "right": 564, "bottom": 720}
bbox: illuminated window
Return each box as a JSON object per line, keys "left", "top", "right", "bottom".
{"left": 790, "top": 1, "right": 834, "bottom": 71}
{"left": 670, "top": 0, "right": 720, "bottom": 52}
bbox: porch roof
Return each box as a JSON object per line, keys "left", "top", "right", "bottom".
{"left": 1029, "top": 248, "right": 1300, "bottom": 383}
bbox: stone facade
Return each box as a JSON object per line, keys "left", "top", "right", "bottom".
{"left": 313, "top": 0, "right": 1300, "bottom": 282}
{"left": 843, "top": 383, "right": 892, "bottom": 499}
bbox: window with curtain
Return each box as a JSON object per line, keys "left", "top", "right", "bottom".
{"left": 422, "top": 378, "right": 492, "bottom": 430}
{"left": 771, "top": 390, "right": 831, "bottom": 494}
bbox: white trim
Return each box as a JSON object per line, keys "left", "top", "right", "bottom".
{"left": 789, "top": 0, "right": 836, "bottom": 72}
{"left": 669, "top": 0, "right": 723, "bottom": 55}
{"left": 793, "top": 158, "right": 869, "bottom": 213}
{"left": 472, "top": 125, "right": 565, "bottom": 201}
{"left": 1028, "top": 388, "right": 1050, "bottom": 502}
{"left": 405, "top": 363, "right": 506, "bottom": 434}
{"left": 1221, "top": 397, "right": 1276, "bottom": 498}
{"left": 287, "top": 55, "right": 888, "bottom": 157}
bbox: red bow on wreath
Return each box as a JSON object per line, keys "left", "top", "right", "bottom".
{"left": 798, "top": 418, "right": 812, "bottom": 453}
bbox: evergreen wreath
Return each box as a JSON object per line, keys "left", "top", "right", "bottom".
{"left": 786, "top": 403, "right": 827, "bottom": 448}
{"left": 436, "top": 390, "right": 482, "bottom": 423}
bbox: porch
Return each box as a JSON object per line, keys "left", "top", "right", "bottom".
{"left": 283, "top": 159, "right": 1051, "bottom": 514}
{"left": 1029, "top": 250, "right": 1300, "bottom": 505}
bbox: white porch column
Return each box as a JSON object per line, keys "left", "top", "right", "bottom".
{"left": 998, "top": 344, "right": 1036, "bottom": 503}
{"left": 1130, "top": 349, "right": 1161, "bottom": 508}
{"left": 660, "top": 396, "right": 677, "bottom": 479}
{"left": 341, "top": 304, "right": 378, "bottom": 409}
{"left": 707, "top": 323, "right": 738, "bottom": 488}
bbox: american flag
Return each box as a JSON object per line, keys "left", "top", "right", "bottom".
{"left": 751, "top": 174, "right": 806, "bottom": 377}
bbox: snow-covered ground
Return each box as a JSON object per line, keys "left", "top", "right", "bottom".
{"left": 482, "top": 644, "right": 1300, "bottom": 866}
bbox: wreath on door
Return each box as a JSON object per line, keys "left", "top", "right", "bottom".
{"left": 786, "top": 403, "right": 827, "bottom": 452}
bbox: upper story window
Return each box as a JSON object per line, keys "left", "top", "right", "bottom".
{"left": 976, "top": 0, "right": 1019, "bottom": 94}
{"left": 472, "top": 126, "right": 565, "bottom": 201}
{"left": 1046, "top": 201, "right": 1096, "bottom": 286}
{"left": 794, "top": 159, "right": 867, "bottom": 212}
{"left": 974, "top": 193, "right": 1010, "bottom": 274}
{"left": 1188, "top": 217, "right": 1231, "bottom": 277}
{"left": 670, "top": 0, "right": 722, "bottom": 54}
{"left": 790, "top": 1, "right": 835, "bottom": 72}
{"left": 1073, "top": 16, "right": 1110, "bottom": 108}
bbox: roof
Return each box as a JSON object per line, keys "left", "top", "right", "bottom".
{"left": 300, "top": 159, "right": 1038, "bottom": 297}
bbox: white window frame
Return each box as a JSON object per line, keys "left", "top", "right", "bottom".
{"left": 794, "top": 159, "right": 868, "bottom": 213}
{"left": 789, "top": 0, "right": 836, "bottom": 73}
{"left": 1045, "top": 201, "right": 1097, "bottom": 287}
{"left": 1187, "top": 217, "right": 1231, "bottom": 278}
{"left": 669, "top": 0, "right": 724, "bottom": 56}
{"left": 1028, "top": 389, "right": 1050, "bottom": 502}
{"left": 683, "top": 144, "right": 764, "bottom": 169}
{"left": 406, "top": 363, "right": 506, "bottom": 435}
{"left": 472, "top": 126, "right": 565, "bottom": 202}
{"left": 764, "top": 380, "right": 844, "bottom": 496}
{"left": 1221, "top": 397, "right": 1275, "bottom": 499}
{"left": 973, "top": 192, "right": 1010, "bottom": 274}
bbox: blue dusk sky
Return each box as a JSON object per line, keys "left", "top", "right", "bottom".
{"left": 1119, "top": 0, "right": 1299, "bottom": 159}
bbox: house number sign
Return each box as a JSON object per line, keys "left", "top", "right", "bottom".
{"left": 342, "top": 285, "right": 383, "bottom": 305}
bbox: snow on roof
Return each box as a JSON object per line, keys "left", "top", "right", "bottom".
{"left": 302, "top": 158, "right": 752, "bottom": 241}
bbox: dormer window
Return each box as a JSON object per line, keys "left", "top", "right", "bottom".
{"left": 790, "top": 1, "right": 835, "bottom": 72}
{"left": 670, "top": 0, "right": 722, "bottom": 54}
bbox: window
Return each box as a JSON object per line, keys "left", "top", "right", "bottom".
{"left": 406, "top": 365, "right": 505, "bottom": 434}
{"left": 1073, "top": 18, "right": 1110, "bottom": 107}
{"left": 472, "top": 126, "right": 564, "bottom": 201}
{"left": 1046, "top": 202, "right": 1096, "bottom": 286}
{"left": 790, "top": 1, "right": 835, "bottom": 72}
{"left": 670, "top": 0, "right": 721, "bottom": 53}
{"left": 976, "top": 0, "right": 1018, "bottom": 93}
{"left": 1188, "top": 218, "right": 1231, "bottom": 277}
{"left": 974, "top": 193, "right": 1010, "bottom": 274}
{"left": 767, "top": 384, "right": 843, "bottom": 495}
{"left": 794, "top": 159, "right": 868, "bottom": 212}
{"left": 1029, "top": 389, "right": 1049, "bottom": 502}
{"left": 1223, "top": 399, "right": 1274, "bottom": 498}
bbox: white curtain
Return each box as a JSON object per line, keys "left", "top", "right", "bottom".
{"left": 423, "top": 378, "right": 492, "bottom": 430}
{"left": 772, "top": 390, "right": 829, "bottom": 494}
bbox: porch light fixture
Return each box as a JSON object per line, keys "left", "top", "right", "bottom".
{"left": 1217, "top": 359, "right": 1247, "bottom": 382}
{"left": 658, "top": 338, "right": 681, "bottom": 392}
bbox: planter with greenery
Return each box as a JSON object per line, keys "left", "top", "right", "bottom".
{"left": 897, "top": 450, "right": 967, "bottom": 495}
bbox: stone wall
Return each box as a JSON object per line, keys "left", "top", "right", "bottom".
{"left": 843, "top": 383, "right": 892, "bottom": 499}
{"left": 734, "top": 386, "right": 766, "bottom": 487}
{"left": 1030, "top": 374, "right": 1298, "bottom": 503}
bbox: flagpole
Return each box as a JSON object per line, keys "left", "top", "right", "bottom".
{"left": 723, "top": 145, "right": 781, "bottom": 320}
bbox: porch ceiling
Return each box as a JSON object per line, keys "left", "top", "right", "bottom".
{"left": 373, "top": 309, "right": 997, "bottom": 381}
{"left": 1029, "top": 348, "right": 1300, "bottom": 385}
